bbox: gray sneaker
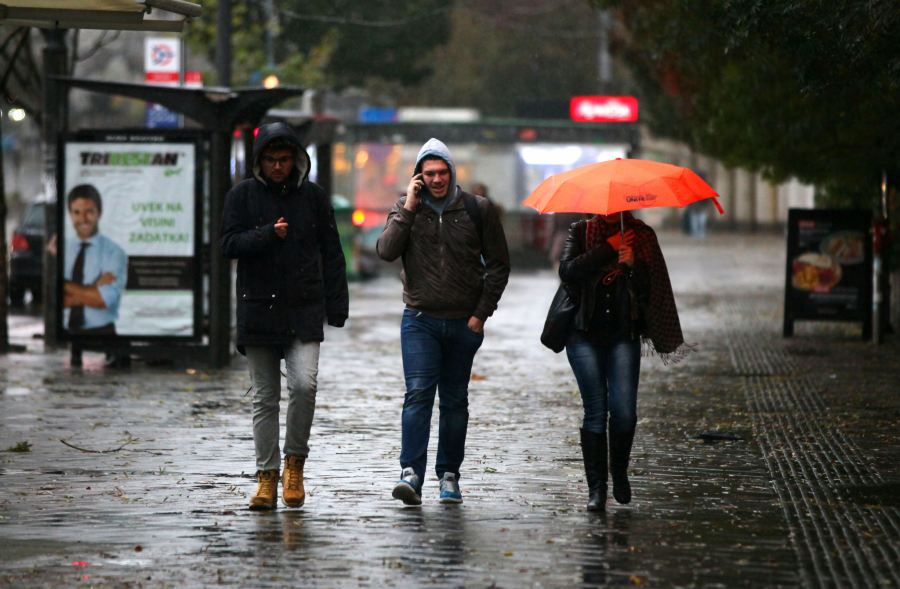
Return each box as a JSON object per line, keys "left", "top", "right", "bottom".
{"left": 439, "top": 472, "right": 463, "bottom": 504}
{"left": 392, "top": 467, "right": 422, "bottom": 505}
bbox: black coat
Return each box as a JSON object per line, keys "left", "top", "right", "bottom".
{"left": 220, "top": 123, "right": 348, "bottom": 352}
{"left": 559, "top": 220, "right": 650, "bottom": 338}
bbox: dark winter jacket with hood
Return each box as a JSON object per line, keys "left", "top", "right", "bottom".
{"left": 220, "top": 122, "right": 348, "bottom": 352}
{"left": 376, "top": 138, "right": 510, "bottom": 321}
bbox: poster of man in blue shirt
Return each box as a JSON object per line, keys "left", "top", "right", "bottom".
{"left": 63, "top": 184, "right": 128, "bottom": 335}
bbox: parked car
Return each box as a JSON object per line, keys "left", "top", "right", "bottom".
{"left": 10, "top": 202, "right": 46, "bottom": 307}
{"left": 357, "top": 224, "right": 390, "bottom": 279}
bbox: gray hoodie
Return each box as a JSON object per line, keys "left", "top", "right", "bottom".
{"left": 413, "top": 138, "right": 459, "bottom": 215}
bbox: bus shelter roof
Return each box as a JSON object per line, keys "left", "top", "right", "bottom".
{"left": 0, "top": 0, "right": 200, "bottom": 32}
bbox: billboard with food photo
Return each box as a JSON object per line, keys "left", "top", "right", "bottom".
{"left": 783, "top": 209, "right": 873, "bottom": 337}
{"left": 58, "top": 131, "right": 203, "bottom": 342}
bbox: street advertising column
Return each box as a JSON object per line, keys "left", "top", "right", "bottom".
{"left": 783, "top": 208, "right": 873, "bottom": 338}
{"left": 57, "top": 132, "right": 203, "bottom": 344}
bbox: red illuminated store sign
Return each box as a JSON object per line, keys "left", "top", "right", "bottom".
{"left": 570, "top": 96, "right": 638, "bottom": 123}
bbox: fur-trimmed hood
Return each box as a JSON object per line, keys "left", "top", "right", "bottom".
{"left": 251, "top": 122, "right": 310, "bottom": 187}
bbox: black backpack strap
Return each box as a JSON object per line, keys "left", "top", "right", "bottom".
{"left": 460, "top": 191, "right": 484, "bottom": 245}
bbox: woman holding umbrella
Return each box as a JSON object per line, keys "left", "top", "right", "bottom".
{"left": 558, "top": 211, "right": 688, "bottom": 511}
{"left": 525, "top": 158, "right": 715, "bottom": 511}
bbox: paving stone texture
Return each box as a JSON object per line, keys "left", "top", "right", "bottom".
{"left": 1, "top": 231, "right": 898, "bottom": 588}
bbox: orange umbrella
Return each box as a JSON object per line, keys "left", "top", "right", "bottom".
{"left": 522, "top": 158, "right": 723, "bottom": 217}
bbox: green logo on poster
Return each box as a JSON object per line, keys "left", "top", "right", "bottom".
{"left": 79, "top": 152, "right": 180, "bottom": 166}
{"left": 165, "top": 167, "right": 183, "bottom": 177}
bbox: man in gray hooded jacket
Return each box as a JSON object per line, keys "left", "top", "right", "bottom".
{"left": 377, "top": 138, "right": 510, "bottom": 505}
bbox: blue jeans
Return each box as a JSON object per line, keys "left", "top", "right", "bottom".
{"left": 399, "top": 309, "right": 484, "bottom": 481}
{"left": 565, "top": 337, "right": 640, "bottom": 436}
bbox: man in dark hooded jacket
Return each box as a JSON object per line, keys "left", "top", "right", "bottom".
{"left": 221, "top": 123, "right": 348, "bottom": 510}
{"left": 377, "top": 138, "right": 510, "bottom": 505}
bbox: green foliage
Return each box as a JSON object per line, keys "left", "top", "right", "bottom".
{"left": 387, "top": 3, "right": 611, "bottom": 117}
{"left": 588, "top": 0, "right": 900, "bottom": 214}
{"left": 5, "top": 441, "right": 31, "bottom": 452}
{"left": 184, "top": 0, "right": 453, "bottom": 88}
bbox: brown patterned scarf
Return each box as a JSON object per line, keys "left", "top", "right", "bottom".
{"left": 585, "top": 212, "right": 695, "bottom": 363}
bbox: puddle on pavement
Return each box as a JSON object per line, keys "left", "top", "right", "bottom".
{"left": 0, "top": 539, "right": 117, "bottom": 563}
{"left": 3, "top": 387, "right": 31, "bottom": 396}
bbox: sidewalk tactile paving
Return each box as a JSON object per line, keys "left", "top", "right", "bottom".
{"left": 725, "top": 297, "right": 900, "bottom": 589}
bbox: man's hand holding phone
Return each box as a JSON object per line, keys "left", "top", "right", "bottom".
{"left": 405, "top": 174, "right": 425, "bottom": 211}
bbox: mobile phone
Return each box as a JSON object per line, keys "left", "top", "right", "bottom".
{"left": 414, "top": 174, "right": 424, "bottom": 196}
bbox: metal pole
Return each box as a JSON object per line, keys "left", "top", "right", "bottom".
{"left": 598, "top": 10, "right": 611, "bottom": 94}
{"left": 0, "top": 109, "right": 10, "bottom": 350}
{"left": 41, "top": 29, "right": 68, "bottom": 350}
{"left": 209, "top": 130, "right": 232, "bottom": 367}
{"left": 215, "top": 0, "right": 232, "bottom": 87}
{"left": 212, "top": 0, "right": 233, "bottom": 366}
{"left": 178, "top": 36, "right": 185, "bottom": 128}
{"left": 265, "top": 0, "right": 275, "bottom": 69}
{"left": 0, "top": 27, "right": 30, "bottom": 353}
{"left": 880, "top": 171, "right": 891, "bottom": 334}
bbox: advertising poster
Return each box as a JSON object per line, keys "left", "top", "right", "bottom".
{"left": 59, "top": 133, "right": 202, "bottom": 341}
{"left": 783, "top": 208, "right": 872, "bottom": 337}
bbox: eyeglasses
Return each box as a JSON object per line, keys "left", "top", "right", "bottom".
{"left": 261, "top": 155, "right": 293, "bottom": 166}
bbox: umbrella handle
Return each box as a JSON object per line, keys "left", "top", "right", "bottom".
{"left": 620, "top": 211, "right": 625, "bottom": 239}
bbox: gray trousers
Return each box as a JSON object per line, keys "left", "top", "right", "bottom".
{"left": 245, "top": 340, "right": 320, "bottom": 472}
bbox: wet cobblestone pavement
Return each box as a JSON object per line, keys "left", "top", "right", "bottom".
{"left": 1, "top": 232, "right": 899, "bottom": 588}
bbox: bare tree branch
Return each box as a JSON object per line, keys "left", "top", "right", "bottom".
{"left": 61, "top": 439, "right": 133, "bottom": 453}
{"left": 74, "top": 30, "right": 122, "bottom": 64}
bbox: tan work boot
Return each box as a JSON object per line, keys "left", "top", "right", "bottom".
{"left": 249, "top": 469, "right": 279, "bottom": 510}
{"left": 282, "top": 455, "right": 306, "bottom": 508}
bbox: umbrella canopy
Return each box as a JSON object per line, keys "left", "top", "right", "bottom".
{"left": 522, "top": 158, "right": 723, "bottom": 216}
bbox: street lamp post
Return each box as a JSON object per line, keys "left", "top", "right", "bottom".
{"left": 41, "top": 29, "right": 69, "bottom": 350}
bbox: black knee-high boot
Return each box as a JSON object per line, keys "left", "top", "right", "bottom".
{"left": 609, "top": 428, "right": 635, "bottom": 504}
{"left": 580, "top": 428, "right": 608, "bottom": 512}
